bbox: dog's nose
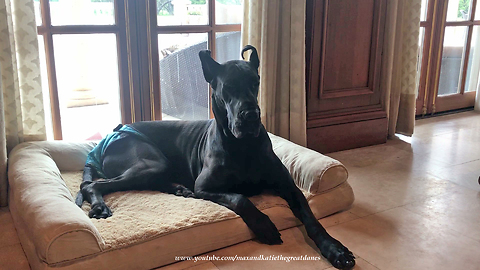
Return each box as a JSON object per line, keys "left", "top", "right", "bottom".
{"left": 242, "top": 110, "right": 259, "bottom": 121}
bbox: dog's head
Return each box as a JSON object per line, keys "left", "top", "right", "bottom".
{"left": 199, "top": 45, "right": 261, "bottom": 139}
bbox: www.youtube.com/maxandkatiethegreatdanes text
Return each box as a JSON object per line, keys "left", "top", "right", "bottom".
{"left": 175, "top": 254, "right": 323, "bottom": 263}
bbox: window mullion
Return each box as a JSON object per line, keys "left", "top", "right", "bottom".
{"left": 40, "top": 0, "right": 63, "bottom": 140}
{"left": 125, "top": 0, "right": 152, "bottom": 122}
{"left": 147, "top": 0, "right": 161, "bottom": 121}
{"left": 458, "top": 0, "right": 477, "bottom": 94}
{"left": 116, "top": 0, "right": 134, "bottom": 124}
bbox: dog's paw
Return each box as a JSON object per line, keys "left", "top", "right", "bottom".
{"left": 89, "top": 203, "right": 112, "bottom": 219}
{"left": 321, "top": 238, "right": 355, "bottom": 269}
{"left": 248, "top": 213, "right": 283, "bottom": 245}
{"left": 174, "top": 186, "right": 196, "bottom": 198}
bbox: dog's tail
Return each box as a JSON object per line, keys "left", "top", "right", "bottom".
{"left": 75, "top": 191, "right": 84, "bottom": 207}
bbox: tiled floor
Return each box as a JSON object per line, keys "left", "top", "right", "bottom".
{"left": 1, "top": 111, "right": 480, "bottom": 270}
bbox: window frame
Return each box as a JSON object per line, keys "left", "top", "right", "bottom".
{"left": 417, "top": 0, "right": 480, "bottom": 115}
{"left": 37, "top": 0, "right": 241, "bottom": 140}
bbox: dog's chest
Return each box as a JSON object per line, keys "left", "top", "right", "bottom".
{"left": 220, "top": 155, "right": 270, "bottom": 195}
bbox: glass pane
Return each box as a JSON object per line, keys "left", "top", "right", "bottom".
{"left": 53, "top": 34, "right": 121, "bottom": 140}
{"left": 34, "top": 0, "right": 42, "bottom": 26}
{"left": 420, "top": 0, "right": 428, "bottom": 21}
{"left": 157, "top": 0, "right": 208, "bottom": 26}
{"left": 446, "top": 0, "right": 472, "bottom": 21}
{"left": 465, "top": 26, "right": 480, "bottom": 92}
{"left": 416, "top": 27, "right": 426, "bottom": 97}
{"left": 158, "top": 33, "right": 209, "bottom": 120}
{"left": 476, "top": 0, "right": 480, "bottom": 20}
{"left": 37, "top": 35, "right": 54, "bottom": 140}
{"left": 50, "top": 0, "right": 115, "bottom": 26}
{"left": 438, "top": 26, "right": 468, "bottom": 96}
{"left": 215, "top": 31, "right": 241, "bottom": 63}
{"left": 215, "top": 0, "right": 242, "bottom": 25}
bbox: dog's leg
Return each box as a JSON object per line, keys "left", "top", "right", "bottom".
{"left": 75, "top": 165, "right": 96, "bottom": 207}
{"left": 271, "top": 160, "right": 355, "bottom": 269}
{"left": 194, "top": 190, "right": 282, "bottom": 245}
{"left": 81, "top": 136, "right": 182, "bottom": 219}
{"left": 82, "top": 159, "right": 174, "bottom": 218}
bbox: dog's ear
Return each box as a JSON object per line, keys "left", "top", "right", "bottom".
{"left": 199, "top": 50, "right": 221, "bottom": 84}
{"left": 241, "top": 45, "right": 259, "bottom": 71}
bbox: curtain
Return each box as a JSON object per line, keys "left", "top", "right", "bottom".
{"left": 381, "top": 0, "right": 422, "bottom": 138}
{"left": 241, "top": 0, "right": 307, "bottom": 146}
{"left": 476, "top": 84, "right": 480, "bottom": 111}
{"left": 0, "top": 0, "right": 46, "bottom": 206}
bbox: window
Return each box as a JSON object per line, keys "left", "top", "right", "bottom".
{"left": 35, "top": 0, "right": 242, "bottom": 140}
{"left": 417, "top": 0, "right": 480, "bottom": 115}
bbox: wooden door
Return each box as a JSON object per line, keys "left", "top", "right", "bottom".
{"left": 306, "top": 0, "right": 388, "bottom": 153}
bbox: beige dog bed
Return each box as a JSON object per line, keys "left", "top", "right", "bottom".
{"left": 8, "top": 133, "right": 354, "bottom": 270}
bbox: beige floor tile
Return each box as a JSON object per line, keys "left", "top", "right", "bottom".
{"left": 206, "top": 227, "right": 332, "bottom": 270}
{"left": 327, "top": 140, "right": 418, "bottom": 168}
{"left": 0, "top": 207, "right": 13, "bottom": 224}
{"left": 427, "top": 159, "right": 480, "bottom": 191}
{"left": 319, "top": 210, "right": 360, "bottom": 228}
{"left": 0, "top": 207, "right": 21, "bottom": 248}
{"left": 328, "top": 137, "right": 450, "bottom": 174}
{"left": 343, "top": 161, "right": 460, "bottom": 217}
{"left": 324, "top": 257, "right": 379, "bottom": 270}
{"left": 327, "top": 207, "right": 480, "bottom": 270}
{"left": 403, "top": 185, "right": 480, "bottom": 241}
{"left": 0, "top": 244, "right": 30, "bottom": 270}
{"left": 420, "top": 128, "right": 480, "bottom": 166}
{"left": 159, "top": 261, "right": 219, "bottom": 270}
{"left": 187, "top": 262, "right": 219, "bottom": 270}
{"left": 413, "top": 112, "right": 480, "bottom": 138}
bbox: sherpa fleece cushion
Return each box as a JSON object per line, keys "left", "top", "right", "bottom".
{"left": 8, "top": 134, "right": 353, "bottom": 270}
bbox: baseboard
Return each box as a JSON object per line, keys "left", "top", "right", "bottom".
{"left": 307, "top": 116, "right": 388, "bottom": 153}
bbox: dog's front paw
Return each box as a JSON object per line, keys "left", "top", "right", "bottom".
{"left": 247, "top": 213, "right": 283, "bottom": 245}
{"left": 174, "top": 186, "right": 196, "bottom": 198}
{"left": 89, "top": 203, "right": 112, "bottom": 219}
{"left": 320, "top": 238, "right": 355, "bottom": 269}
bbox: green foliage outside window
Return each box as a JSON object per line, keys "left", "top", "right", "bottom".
{"left": 157, "top": 0, "right": 174, "bottom": 16}
{"left": 458, "top": 0, "right": 470, "bottom": 19}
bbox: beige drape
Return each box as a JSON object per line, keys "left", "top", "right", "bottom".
{"left": 0, "top": 0, "right": 46, "bottom": 206}
{"left": 241, "top": 0, "right": 307, "bottom": 146}
{"left": 381, "top": 0, "right": 422, "bottom": 137}
{"left": 476, "top": 83, "right": 480, "bottom": 111}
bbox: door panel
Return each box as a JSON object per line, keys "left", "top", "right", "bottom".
{"left": 323, "top": 0, "right": 374, "bottom": 91}
{"left": 306, "top": 0, "right": 387, "bottom": 153}
{"left": 307, "top": 0, "right": 385, "bottom": 114}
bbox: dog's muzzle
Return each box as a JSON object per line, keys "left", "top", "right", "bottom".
{"left": 232, "top": 109, "right": 261, "bottom": 139}
{"left": 240, "top": 109, "right": 260, "bottom": 122}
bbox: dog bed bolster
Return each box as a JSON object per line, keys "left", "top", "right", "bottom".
{"left": 8, "top": 142, "right": 104, "bottom": 264}
{"left": 268, "top": 133, "right": 348, "bottom": 193}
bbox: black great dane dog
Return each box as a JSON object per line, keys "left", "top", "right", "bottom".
{"left": 76, "top": 45, "right": 355, "bottom": 269}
